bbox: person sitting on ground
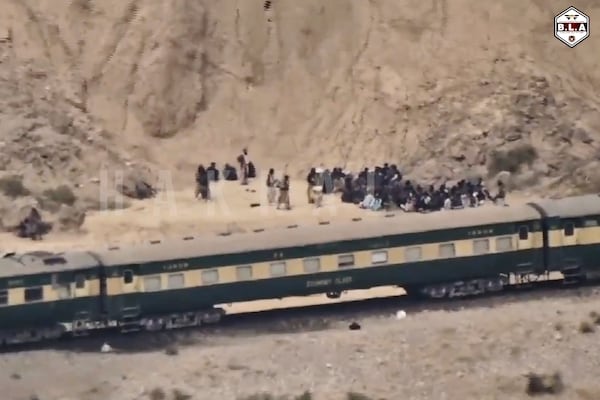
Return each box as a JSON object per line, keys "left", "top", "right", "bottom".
{"left": 222, "top": 163, "right": 238, "bottom": 181}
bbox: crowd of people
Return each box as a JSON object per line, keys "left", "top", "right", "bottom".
{"left": 194, "top": 151, "right": 506, "bottom": 214}
{"left": 194, "top": 148, "right": 291, "bottom": 210}
{"left": 333, "top": 164, "right": 506, "bottom": 212}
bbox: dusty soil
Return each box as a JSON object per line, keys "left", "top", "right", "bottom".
{"left": 2, "top": 289, "right": 600, "bottom": 400}
{"left": 1, "top": 0, "right": 600, "bottom": 228}
{"left": 1, "top": 0, "right": 600, "bottom": 399}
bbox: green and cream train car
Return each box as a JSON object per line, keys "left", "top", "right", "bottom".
{"left": 94, "top": 202, "right": 545, "bottom": 330}
{"left": 531, "top": 194, "right": 600, "bottom": 283}
{"left": 0, "top": 251, "right": 105, "bottom": 344}
{"left": 3, "top": 194, "right": 600, "bottom": 343}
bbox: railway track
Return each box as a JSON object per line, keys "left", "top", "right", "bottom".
{"left": 2, "top": 278, "right": 598, "bottom": 355}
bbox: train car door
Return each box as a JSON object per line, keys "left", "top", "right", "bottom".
{"left": 117, "top": 266, "right": 141, "bottom": 324}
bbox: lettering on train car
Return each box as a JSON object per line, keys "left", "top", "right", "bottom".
{"left": 306, "top": 276, "right": 353, "bottom": 288}
{"left": 306, "top": 278, "right": 332, "bottom": 288}
{"left": 334, "top": 276, "right": 352, "bottom": 285}
{"left": 163, "top": 262, "right": 189, "bottom": 271}
{"left": 7, "top": 279, "right": 24, "bottom": 287}
{"left": 467, "top": 228, "right": 494, "bottom": 237}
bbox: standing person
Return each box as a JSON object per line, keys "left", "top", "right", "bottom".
{"left": 306, "top": 167, "right": 316, "bottom": 204}
{"left": 277, "top": 175, "right": 291, "bottom": 210}
{"left": 195, "top": 164, "right": 210, "bottom": 200}
{"left": 238, "top": 148, "right": 250, "bottom": 185}
{"left": 266, "top": 168, "right": 277, "bottom": 205}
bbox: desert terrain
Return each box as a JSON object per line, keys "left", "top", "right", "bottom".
{"left": 1, "top": 0, "right": 600, "bottom": 399}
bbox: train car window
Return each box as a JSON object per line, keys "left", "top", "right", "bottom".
{"left": 584, "top": 219, "right": 598, "bottom": 227}
{"left": 473, "top": 239, "right": 490, "bottom": 255}
{"left": 439, "top": 243, "right": 456, "bottom": 258}
{"left": 0, "top": 289, "right": 8, "bottom": 305}
{"left": 371, "top": 251, "right": 388, "bottom": 265}
{"left": 518, "top": 226, "right": 529, "bottom": 240}
{"left": 75, "top": 274, "right": 86, "bottom": 289}
{"left": 236, "top": 265, "right": 253, "bottom": 281}
{"left": 143, "top": 276, "right": 161, "bottom": 292}
{"left": 269, "top": 262, "right": 287, "bottom": 277}
{"left": 24, "top": 287, "right": 43, "bottom": 302}
{"left": 405, "top": 247, "right": 422, "bottom": 262}
{"left": 201, "top": 269, "right": 219, "bottom": 284}
{"left": 564, "top": 223, "right": 575, "bottom": 236}
{"left": 496, "top": 237, "right": 513, "bottom": 252}
{"left": 123, "top": 270, "right": 134, "bottom": 284}
{"left": 168, "top": 273, "right": 185, "bottom": 289}
{"left": 55, "top": 283, "right": 71, "bottom": 300}
{"left": 303, "top": 258, "right": 321, "bottom": 274}
{"left": 337, "top": 254, "right": 355, "bottom": 268}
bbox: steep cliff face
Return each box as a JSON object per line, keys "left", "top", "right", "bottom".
{"left": 0, "top": 0, "right": 599, "bottom": 194}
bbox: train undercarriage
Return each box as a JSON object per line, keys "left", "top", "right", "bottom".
{"left": 0, "top": 307, "right": 225, "bottom": 347}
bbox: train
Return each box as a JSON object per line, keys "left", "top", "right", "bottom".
{"left": 0, "top": 194, "right": 599, "bottom": 345}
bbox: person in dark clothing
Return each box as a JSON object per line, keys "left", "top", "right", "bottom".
{"left": 223, "top": 163, "right": 238, "bottom": 181}
{"left": 195, "top": 164, "right": 210, "bottom": 200}
{"left": 207, "top": 162, "right": 220, "bottom": 182}
{"left": 492, "top": 181, "right": 506, "bottom": 204}
{"left": 17, "top": 208, "right": 48, "bottom": 240}
{"left": 306, "top": 168, "right": 317, "bottom": 204}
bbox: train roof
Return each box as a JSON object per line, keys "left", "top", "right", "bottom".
{"left": 531, "top": 194, "right": 600, "bottom": 218}
{"left": 0, "top": 251, "right": 99, "bottom": 279}
{"left": 94, "top": 203, "right": 541, "bottom": 267}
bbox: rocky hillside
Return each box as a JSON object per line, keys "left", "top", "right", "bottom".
{"left": 0, "top": 0, "right": 599, "bottom": 228}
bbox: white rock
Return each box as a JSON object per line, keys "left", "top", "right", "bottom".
{"left": 396, "top": 310, "right": 407, "bottom": 320}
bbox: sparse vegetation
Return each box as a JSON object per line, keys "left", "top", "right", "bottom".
{"left": 238, "top": 392, "right": 313, "bottom": 400}
{"left": 0, "top": 175, "right": 30, "bottom": 198}
{"left": 172, "top": 388, "right": 192, "bottom": 400}
{"left": 11, "top": 372, "right": 21, "bottom": 380}
{"left": 148, "top": 387, "right": 166, "bottom": 400}
{"left": 579, "top": 321, "right": 594, "bottom": 334}
{"left": 589, "top": 311, "right": 600, "bottom": 325}
{"left": 526, "top": 372, "right": 564, "bottom": 396}
{"left": 347, "top": 392, "right": 375, "bottom": 400}
{"left": 554, "top": 322, "right": 563, "bottom": 331}
{"left": 164, "top": 344, "right": 179, "bottom": 356}
{"left": 42, "top": 185, "right": 76, "bottom": 206}
{"left": 488, "top": 144, "right": 538, "bottom": 176}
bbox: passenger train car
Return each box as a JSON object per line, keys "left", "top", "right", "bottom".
{"left": 0, "top": 194, "right": 599, "bottom": 345}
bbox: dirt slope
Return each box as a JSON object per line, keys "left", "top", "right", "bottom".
{"left": 1, "top": 0, "right": 599, "bottom": 188}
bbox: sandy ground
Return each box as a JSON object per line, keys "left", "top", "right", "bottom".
{"left": 2, "top": 288, "right": 600, "bottom": 400}
{"left": 0, "top": 178, "right": 536, "bottom": 253}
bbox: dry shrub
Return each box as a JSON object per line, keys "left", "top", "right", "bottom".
{"left": 164, "top": 345, "right": 179, "bottom": 356}
{"left": 295, "top": 392, "right": 313, "bottom": 400}
{"left": 579, "top": 321, "right": 594, "bottom": 334}
{"left": 42, "top": 185, "right": 76, "bottom": 206}
{"left": 0, "top": 175, "right": 30, "bottom": 198}
{"left": 347, "top": 393, "right": 375, "bottom": 400}
{"left": 589, "top": 311, "right": 600, "bottom": 325}
{"left": 148, "top": 387, "right": 166, "bottom": 400}
{"left": 526, "top": 372, "right": 564, "bottom": 395}
{"left": 554, "top": 322, "right": 563, "bottom": 331}
{"left": 172, "top": 388, "right": 192, "bottom": 400}
{"left": 488, "top": 144, "right": 538, "bottom": 176}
